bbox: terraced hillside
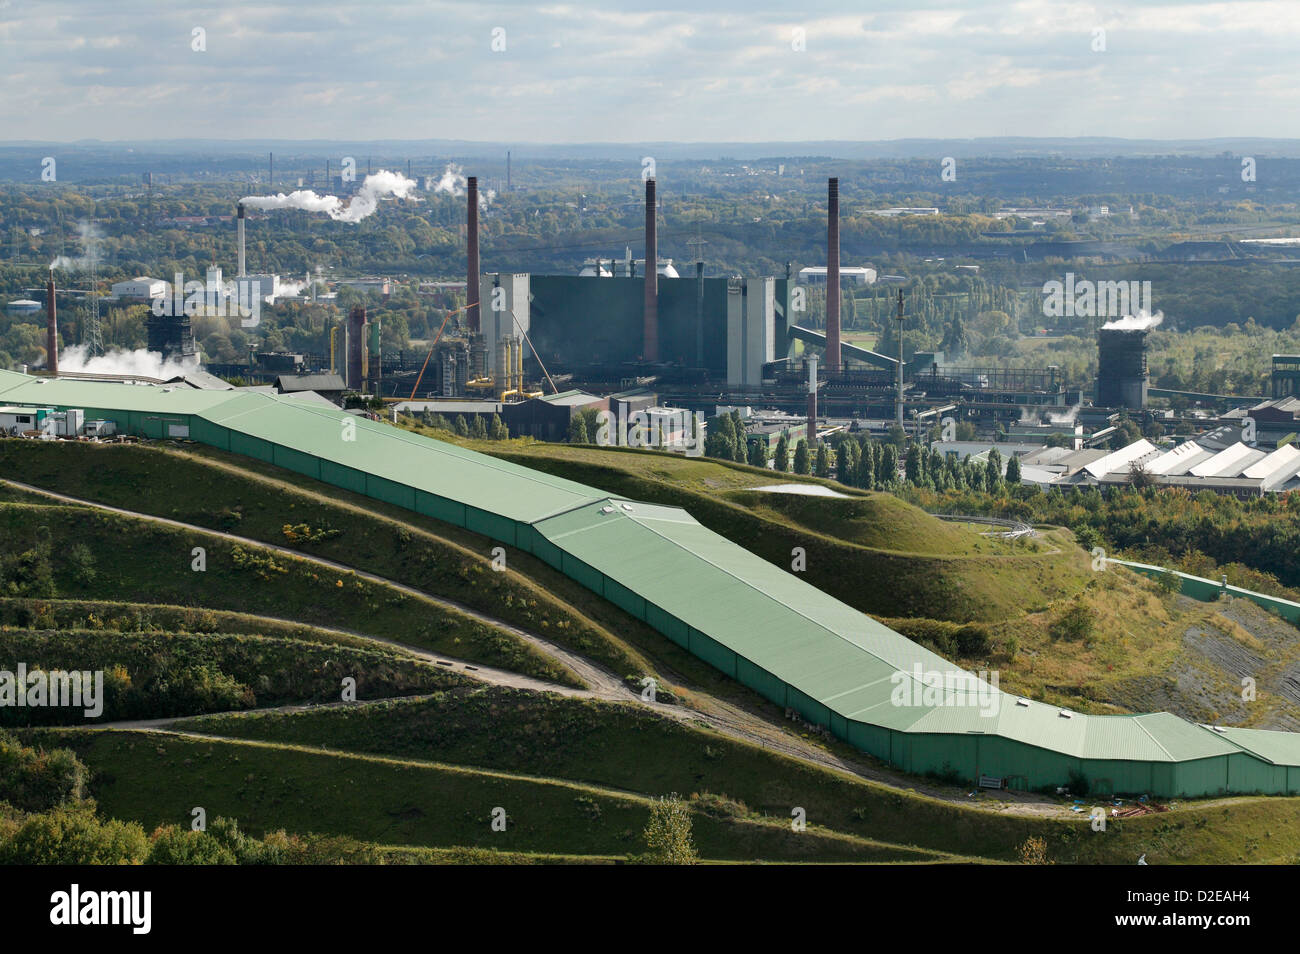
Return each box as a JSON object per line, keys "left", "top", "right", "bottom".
{"left": 6, "top": 435, "right": 1300, "bottom": 862}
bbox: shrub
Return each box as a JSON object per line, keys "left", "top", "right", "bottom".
{"left": 639, "top": 794, "right": 697, "bottom": 865}
{"left": 0, "top": 806, "right": 148, "bottom": 864}
{"left": 146, "top": 826, "right": 238, "bottom": 865}
{"left": 1050, "top": 600, "right": 1097, "bottom": 643}
{"left": 0, "top": 731, "right": 87, "bottom": 811}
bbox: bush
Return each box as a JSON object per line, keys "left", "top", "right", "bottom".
{"left": 146, "top": 826, "right": 238, "bottom": 865}
{"left": 638, "top": 794, "right": 697, "bottom": 865}
{"left": 0, "top": 806, "right": 148, "bottom": 864}
{"left": 0, "top": 731, "right": 87, "bottom": 811}
{"left": 1050, "top": 600, "right": 1097, "bottom": 643}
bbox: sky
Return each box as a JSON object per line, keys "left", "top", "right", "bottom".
{"left": 2, "top": 0, "right": 1299, "bottom": 143}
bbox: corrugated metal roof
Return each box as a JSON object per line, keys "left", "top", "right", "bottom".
{"left": 7, "top": 366, "right": 1300, "bottom": 775}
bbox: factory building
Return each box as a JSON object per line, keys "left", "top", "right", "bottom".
{"left": 110, "top": 277, "right": 168, "bottom": 300}
{"left": 11, "top": 365, "right": 1300, "bottom": 797}
{"left": 1096, "top": 327, "right": 1150, "bottom": 409}
{"left": 525, "top": 273, "right": 791, "bottom": 386}
{"left": 797, "top": 265, "right": 876, "bottom": 286}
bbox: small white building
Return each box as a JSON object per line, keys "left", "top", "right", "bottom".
{"left": 111, "top": 277, "right": 168, "bottom": 300}
{"left": 798, "top": 266, "right": 877, "bottom": 286}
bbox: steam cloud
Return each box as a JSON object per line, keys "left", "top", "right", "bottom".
{"left": 58, "top": 344, "right": 200, "bottom": 381}
{"left": 1101, "top": 310, "right": 1163, "bottom": 331}
{"left": 428, "top": 163, "right": 495, "bottom": 207}
{"left": 241, "top": 170, "right": 420, "bottom": 223}
{"left": 49, "top": 220, "right": 103, "bottom": 271}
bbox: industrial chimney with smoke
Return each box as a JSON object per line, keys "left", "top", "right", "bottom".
{"left": 467, "top": 176, "right": 480, "bottom": 335}
{"left": 644, "top": 178, "right": 659, "bottom": 362}
{"left": 45, "top": 275, "right": 58, "bottom": 376}
{"left": 825, "top": 177, "right": 841, "bottom": 373}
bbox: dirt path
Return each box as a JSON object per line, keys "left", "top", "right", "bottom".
{"left": 2, "top": 476, "right": 1073, "bottom": 819}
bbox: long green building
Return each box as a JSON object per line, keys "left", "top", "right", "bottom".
{"left": 3, "top": 367, "right": 1300, "bottom": 798}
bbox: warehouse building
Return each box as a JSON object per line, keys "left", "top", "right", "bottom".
{"left": 6, "top": 366, "right": 1300, "bottom": 796}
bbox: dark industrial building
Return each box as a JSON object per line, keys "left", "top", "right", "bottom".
{"left": 1095, "top": 327, "right": 1149, "bottom": 409}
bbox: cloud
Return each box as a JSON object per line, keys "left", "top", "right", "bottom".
{"left": 3, "top": 1, "right": 1300, "bottom": 141}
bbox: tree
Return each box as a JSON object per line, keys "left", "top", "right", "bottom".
{"left": 793, "top": 439, "right": 811, "bottom": 475}
{"left": 730, "top": 410, "right": 748, "bottom": 463}
{"left": 985, "top": 447, "right": 1003, "bottom": 494}
{"left": 855, "top": 441, "right": 875, "bottom": 488}
{"left": 815, "top": 443, "right": 830, "bottom": 478}
{"left": 489, "top": 414, "right": 508, "bottom": 440}
{"left": 774, "top": 433, "right": 790, "bottom": 472}
{"left": 567, "top": 415, "right": 589, "bottom": 444}
{"left": 641, "top": 794, "right": 697, "bottom": 865}
{"left": 1005, "top": 453, "right": 1022, "bottom": 485}
{"left": 1128, "top": 462, "right": 1154, "bottom": 489}
{"left": 747, "top": 438, "right": 768, "bottom": 469}
{"left": 904, "top": 444, "right": 922, "bottom": 484}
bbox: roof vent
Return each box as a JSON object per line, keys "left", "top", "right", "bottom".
{"left": 1015, "top": 699, "right": 1030, "bottom": 707}
{"left": 600, "top": 506, "right": 615, "bottom": 514}
{"left": 621, "top": 503, "right": 633, "bottom": 511}
{"left": 1058, "top": 710, "right": 1073, "bottom": 719}
{"left": 1212, "top": 726, "right": 1227, "bottom": 733}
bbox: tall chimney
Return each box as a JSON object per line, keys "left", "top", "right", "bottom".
{"left": 45, "top": 275, "right": 58, "bottom": 377}
{"left": 826, "top": 177, "right": 842, "bottom": 372}
{"left": 644, "top": 177, "right": 659, "bottom": 362}
{"left": 807, "top": 354, "right": 818, "bottom": 447}
{"left": 347, "top": 306, "right": 366, "bottom": 391}
{"left": 236, "top": 203, "right": 246, "bottom": 277}
{"left": 467, "top": 176, "right": 481, "bottom": 333}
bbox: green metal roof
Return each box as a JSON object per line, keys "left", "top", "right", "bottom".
{"left": 5, "top": 367, "right": 1300, "bottom": 777}
{"left": 0, "top": 370, "right": 602, "bottom": 525}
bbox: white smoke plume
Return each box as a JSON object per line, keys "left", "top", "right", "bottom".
{"left": 1101, "top": 309, "right": 1163, "bottom": 331}
{"left": 241, "top": 170, "right": 420, "bottom": 224}
{"left": 59, "top": 344, "right": 199, "bottom": 381}
{"left": 428, "top": 163, "right": 494, "bottom": 207}
{"left": 49, "top": 220, "right": 103, "bottom": 271}
{"left": 431, "top": 163, "right": 466, "bottom": 196}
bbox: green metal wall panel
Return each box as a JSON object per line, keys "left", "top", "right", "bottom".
{"left": 736, "top": 657, "right": 785, "bottom": 705}
{"left": 465, "top": 506, "right": 518, "bottom": 545}
{"left": 645, "top": 604, "right": 689, "bottom": 648}
{"left": 320, "top": 459, "right": 368, "bottom": 495}
{"left": 786, "top": 687, "right": 830, "bottom": 728}
{"left": 414, "top": 490, "right": 466, "bottom": 527}
{"left": 603, "top": 578, "right": 646, "bottom": 619}
{"left": 688, "top": 629, "right": 738, "bottom": 678}
{"left": 229, "top": 430, "right": 275, "bottom": 463}
{"left": 272, "top": 444, "right": 322, "bottom": 480}
{"left": 190, "top": 417, "right": 230, "bottom": 449}
{"left": 366, "top": 475, "right": 416, "bottom": 510}
{"left": 560, "top": 554, "right": 604, "bottom": 594}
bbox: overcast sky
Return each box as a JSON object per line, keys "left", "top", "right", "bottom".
{"left": 2, "top": 0, "right": 1298, "bottom": 143}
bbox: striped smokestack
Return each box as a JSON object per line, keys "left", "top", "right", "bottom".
{"left": 826, "top": 177, "right": 841, "bottom": 372}
{"left": 644, "top": 177, "right": 658, "bottom": 361}
{"left": 45, "top": 275, "right": 58, "bottom": 377}
{"left": 467, "top": 176, "right": 481, "bottom": 333}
